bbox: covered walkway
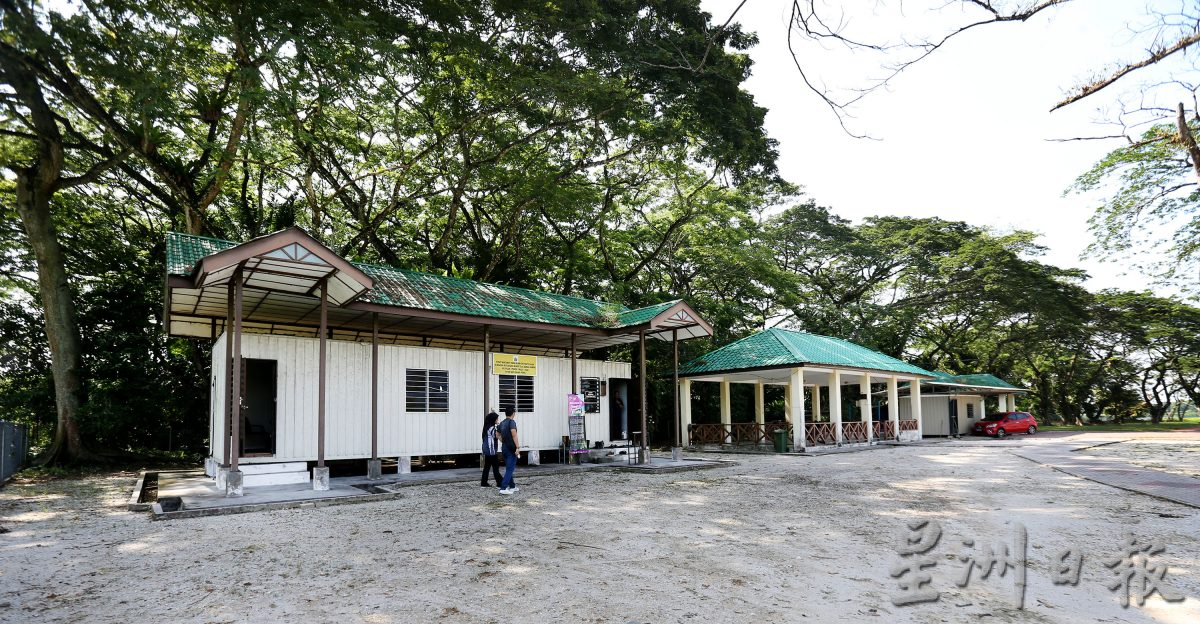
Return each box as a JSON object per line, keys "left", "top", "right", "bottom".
{"left": 676, "top": 328, "right": 936, "bottom": 451}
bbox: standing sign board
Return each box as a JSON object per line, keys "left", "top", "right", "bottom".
{"left": 567, "top": 393, "right": 588, "bottom": 457}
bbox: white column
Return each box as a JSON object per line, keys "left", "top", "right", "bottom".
{"left": 720, "top": 377, "right": 732, "bottom": 443}
{"left": 811, "top": 384, "right": 822, "bottom": 422}
{"left": 913, "top": 379, "right": 924, "bottom": 439}
{"left": 982, "top": 393, "right": 989, "bottom": 417}
{"left": 831, "top": 370, "right": 843, "bottom": 444}
{"left": 863, "top": 373, "right": 873, "bottom": 444}
{"left": 754, "top": 382, "right": 765, "bottom": 425}
{"left": 887, "top": 376, "right": 900, "bottom": 439}
{"left": 791, "top": 368, "right": 806, "bottom": 449}
{"left": 681, "top": 378, "right": 693, "bottom": 445}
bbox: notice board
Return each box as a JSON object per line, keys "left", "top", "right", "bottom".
{"left": 493, "top": 353, "right": 537, "bottom": 376}
{"left": 567, "top": 393, "right": 588, "bottom": 454}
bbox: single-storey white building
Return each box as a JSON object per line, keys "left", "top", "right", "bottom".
{"left": 165, "top": 228, "right": 712, "bottom": 495}
{"left": 899, "top": 373, "right": 1027, "bottom": 437}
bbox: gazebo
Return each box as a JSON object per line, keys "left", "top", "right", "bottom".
{"left": 675, "top": 328, "right": 936, "bottom": 450}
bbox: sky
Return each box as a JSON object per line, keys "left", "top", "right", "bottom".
{"left": 699, "top": 0, "right": 1184, "bottom": 295}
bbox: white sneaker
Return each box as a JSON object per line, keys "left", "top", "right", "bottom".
{"left": 498, "top": 488, "right": 513, "bottom": 495}
{"left": 509, "top": 486, "right": 520, "bottom": 493}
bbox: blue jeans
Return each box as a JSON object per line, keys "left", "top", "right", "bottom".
{"left": 501, "top": 448, "right": 517, "bottom": 489}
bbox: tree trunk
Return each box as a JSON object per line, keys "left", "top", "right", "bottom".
{"left": 13, "top": 171, "right": 97, "bottom": 464}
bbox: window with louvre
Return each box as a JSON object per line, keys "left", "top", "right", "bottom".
{"left": 498, "top": 374, "right": 535, "bottom": 413}
{"left": 406, "top": 369, "right": 450, "bottom": 412}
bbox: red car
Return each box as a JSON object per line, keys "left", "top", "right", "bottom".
{"left": 972, "top": 412, "right": 1038, "bottom": 438}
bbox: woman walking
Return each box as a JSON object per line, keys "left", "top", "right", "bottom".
{"left": 481, "top": 410, "right": 502, "bottom": 487}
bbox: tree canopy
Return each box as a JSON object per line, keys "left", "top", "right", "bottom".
{"left": 0, "top": 0, "right": 1196, "bottom": 463}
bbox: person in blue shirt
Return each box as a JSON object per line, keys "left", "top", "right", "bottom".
{"left": 480, "top": 410, "right": 502, "bottom": 487}
{"left": 497, "top": 407, "right": 520, "bottom": 494}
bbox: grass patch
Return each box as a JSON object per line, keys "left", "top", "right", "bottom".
{"left": 1040, "top": 418, "right": 1200, "bottom": 433}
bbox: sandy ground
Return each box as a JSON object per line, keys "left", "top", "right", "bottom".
{"left": 1084, "top": 440, "right": 1200, "bottom": 480}
{"left": 1, "top": 440, "right": 1198, "bottom": 624}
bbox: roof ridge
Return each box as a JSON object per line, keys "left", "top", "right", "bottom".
{"left": 355, "top": 261, "right": 625, "bottom": 310}
{"left": 765, "top": 327, "right": 808, "bottom": 362}
{"left": 167, "top": 230, "right": 239, "bottom": 246}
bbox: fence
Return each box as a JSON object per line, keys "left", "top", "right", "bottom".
{"left": 1, "top": 421, "right": 29, "bottom": 483}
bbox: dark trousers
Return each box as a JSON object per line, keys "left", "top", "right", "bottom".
{"left": 481, "top": 453, "right": 502, "bottom": 485}
{"left": 501, "top": 448, "right": 517, "bottom": 489}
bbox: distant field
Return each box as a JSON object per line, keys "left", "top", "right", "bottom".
{"left": 1041, "top": 417, "right": 1200, "bottom": 432}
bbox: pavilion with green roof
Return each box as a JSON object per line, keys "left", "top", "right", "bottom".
{"left": 166, "top": 227, "right": 712, "bottom": 496}
{"left": 675, "top": 328, "right": 937, "bottom": 450}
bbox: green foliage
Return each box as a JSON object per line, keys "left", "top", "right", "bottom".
{"left": 1072, "top": 123, "right": 1200, "bottom": 289}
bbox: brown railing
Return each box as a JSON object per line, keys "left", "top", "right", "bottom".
{"left": 898, "top": 419, "right": 919, "bottom": 432}
{"left": 805, "top": 422, "right": 837, "bottom": 446}
{"left": 872, "top": 420, "right": 896, "bottom": 440}
{"left": 842, "top": 421, "right": 868, "bottom": 443}
{"left": 689, "top": 423, "right": 728, "bottom": 445}
{"left": 689, "top": 422, "right": 792, "bottom": 446}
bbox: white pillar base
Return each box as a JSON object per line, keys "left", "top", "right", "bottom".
{"left": 225, "top": 470, "right": 243, "bottom": 497}
{"left": 367, "top": 459, "right": 382, "bottom": 480}
{"left": 527, "top": 450, "right": 540, "bottom": 466}
{"left": 398, "top": 456, "right": 412, "bottom": 474}
{"left": 671, "top": 446, "right": 683, "bottom": 461}
{"left": 215, "top": 466, "right": 229, "bottom": 490}
{"left": 312, "top": 466, "right": 330, "bottom": 491}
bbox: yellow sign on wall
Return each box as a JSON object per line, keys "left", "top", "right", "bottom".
{"left": 493, "top": 353, "right": 537, "bottom": 376}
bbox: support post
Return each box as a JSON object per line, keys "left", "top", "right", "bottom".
{"left": 672, "top": 329, "right": 681, "bottom": 460}
{"left": 313, "top": 278, "right": 330, "bottom": 491}
{"left": 681, "top": 378, "right": 692, "bottom": 446}
{"left": 223, "top": 281, "right": 234, "bottom": 468}
{"left": 863, "top": 374, "right": 873, "bottom": 445}
{"left": 754, "top": 382, "right": 765, "bottom": 426}
{"left": 887, "top": 376, "right": 900, "bottom": 440}
{"left": 913, "top": 378, "right": 924, "bottom": 440}
{"left": 570, "top": 333, "right": 577, "bottom": 394}
{"left": 831, "top": 370, "right": 843, "bottom": 445}
{"left": 483, "top": 325, "right": 491, "bottom": 413}
{"left": 368, "top": 313, "right": 381, "bottom": 479}
{"left": 227, "top": 268, "right": 244, "bottom": 497}
{"left": 638, "top": 330, "right": 648, "bottom": 464}
{"left": 811, "top": 384, "right": 821, "bottom": 422}
{"left": 719, "top": 377, "right": 732, "bottom": 444}
{"left": 791, "top": 368, "right": 806, "bottom": 450}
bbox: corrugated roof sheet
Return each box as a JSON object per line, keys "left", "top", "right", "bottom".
{"left": 166, "top": 231, "right": 678, "bottom": 329}
{"left": 677, "top": 328, "right": 935, "bottom": 377}
{"left": 927, "top": 372, "right": 1021, "bottom": 390}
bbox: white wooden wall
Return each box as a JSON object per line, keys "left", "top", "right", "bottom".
{"left": 209, "top": 333, "right": 631, "bottom": 463}
{"left": 900, "top": 394, "right": 981, "bottom": 436}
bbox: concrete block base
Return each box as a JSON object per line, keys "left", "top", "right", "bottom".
{"left": 312, "top": 467, "right": 330, "bottom": 491}
{"left": 367, "top": 459, "right": 382, "bottom": 480}
{"left": 671, "top": 446, "right": 683, "bottom": 461}
{"left": 527, "top": 450, "right": 540, "bottom": 466}
{"left": 204, "top": 457, "right": 217, "bottom": 478}
{"left": 398, "top": 456, "right": 412, "bottom": 474}
{"left": 225, "top": 470, "right": 244, "bottom": 497}
{"left": 215, "top": 466, "right": 229, "bottom": 490}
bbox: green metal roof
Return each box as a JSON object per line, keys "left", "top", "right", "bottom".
{"left": 677, "top": 328, "right": 935, "bottom": 377}
{"left": 926, "top": 372, "right": 1022, "bottom": 390}
{"left": 166, "top": 231, "right": 678, "bottom": 330}
{"left": 615, "top": 300, "right": 680, "bottom": 327}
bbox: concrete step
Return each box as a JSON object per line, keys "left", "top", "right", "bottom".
{"left": 244, "top": 470, "right": 310, "bottom": 487}
{"left": 238, "top": 461, "right": 307, "bottom": 475}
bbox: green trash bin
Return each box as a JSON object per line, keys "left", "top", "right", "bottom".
{"left": 772, "top": 429, "right": 788, "bottom": 453}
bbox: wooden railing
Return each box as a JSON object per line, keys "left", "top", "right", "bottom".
{"left": 842, "top": 421, "right": 868, "bottom": 443}
{"left": 872, "top": 420, "right": 896, "bottom": 440}
{"left": 689, "top": 423, "right": 728, "bottom": 445}
{"left": 899, "top": 419, "right": 919, "bottom": 432}
{"left": 689, "top": 422, "right": 792, "bottom": 446}
{"left": 804, "top": 422, "right": 837, "bottom": 446}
